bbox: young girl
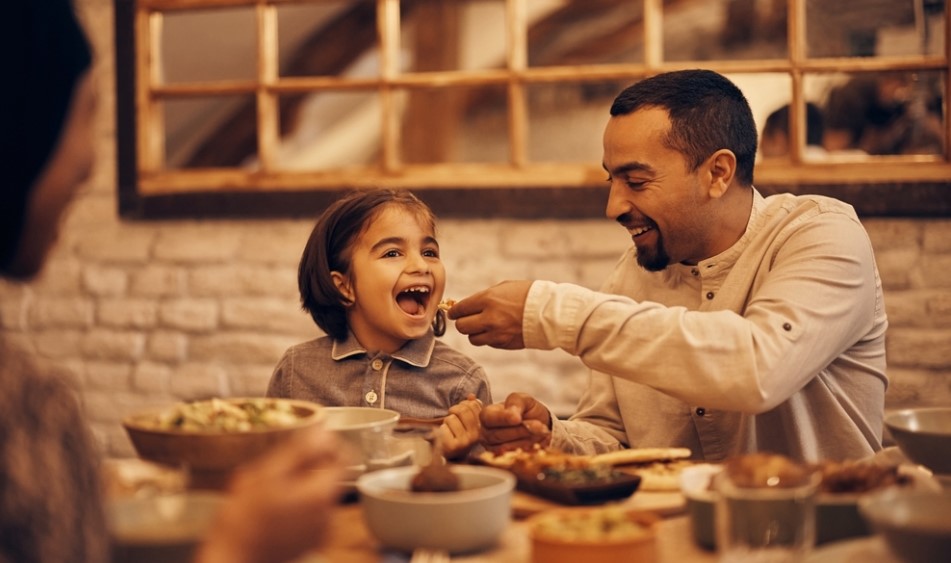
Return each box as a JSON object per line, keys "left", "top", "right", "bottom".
{"left": 267, "top": 188, "right": 491, "bottom": 459}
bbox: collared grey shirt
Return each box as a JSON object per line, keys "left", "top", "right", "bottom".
{"left": 267, "top": 330, "right": 491, "bottom": 418}
{"left": 529, "top": 189, "right": 888, "bottom": 463}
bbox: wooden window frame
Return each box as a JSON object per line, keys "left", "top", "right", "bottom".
{"left": 115, "top": 0, "right": 951, "bottom": 219}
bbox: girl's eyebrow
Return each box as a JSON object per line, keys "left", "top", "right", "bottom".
{"left": 369, "top": 235, "right": 439, "bottom": 253}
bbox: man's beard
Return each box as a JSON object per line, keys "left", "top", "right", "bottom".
{"left": 635, "top": 239, "right": 671, "bottom": 272}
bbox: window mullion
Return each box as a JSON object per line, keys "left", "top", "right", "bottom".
{"left": 507, "top": 0, "right": 527, "bottom": 167}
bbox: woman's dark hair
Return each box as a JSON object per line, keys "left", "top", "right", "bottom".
{"left": 610, "top": 69, "right": 758, "bottom": 186}
{"left": 299, "top": 188, "right": 437, "bottom": 341}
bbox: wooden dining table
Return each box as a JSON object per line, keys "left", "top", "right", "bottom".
{"left": 315, "top": 488, "right": 718, "bottom": 563}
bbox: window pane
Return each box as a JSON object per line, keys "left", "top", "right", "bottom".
{"left": 401, "top": 0, "right": 506, "bottom": 73}
{"left": 804, "top": 71, "right": 945, "bottom": 156}
{"left": 160, "top": 7, "right": 256, "bottom": 84}
{"left": 273, "top": 91, "right": 381, "bottom": 171}
{"left": 164, "top": 95, "right": 258, "bottom": 169}
{"left": 277, "top": 1, "right": 376, "bottom": 79}
{"left": 665, "top": 0, "right": 787, "bottom": 62}
{"left": 399, "top": 85, "right": 509, "bottom": 164}
{"left": 806, "top": 0, "right": 945, "bottom": 58}
{"left": 527, "top": 80, "right": 629, "bottom": 163}
{"left": 527, "top": 1, "right": 644, "bottom": 67}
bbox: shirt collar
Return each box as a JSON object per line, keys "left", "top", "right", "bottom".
{"left": 330, "top": 330, "right": 436, "bottom": 368}
{"left": 695, "top": 187, "right": 765, "bottom": 272}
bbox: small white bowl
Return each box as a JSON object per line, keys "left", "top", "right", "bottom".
{"left": 108, "top": 492, "right": 225, "bottom": 563}
{"left": 356, "top": 464, "right": 515, "bottom": 554}
{"left": 858, "top": 488, "right": 951, "bottom": 563}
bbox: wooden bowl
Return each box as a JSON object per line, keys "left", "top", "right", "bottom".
{"left": 122, "top": 397, "right": 323, "bottom": 489}
{"left": 529, "top": 507, "right": 659, "bottom": 563}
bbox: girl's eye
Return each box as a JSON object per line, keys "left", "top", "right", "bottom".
{"left": 383, "top": 249, "right": 401, "bottom": 258}
{"left": 423, "top": 248, "right": 440, "bottom": 258}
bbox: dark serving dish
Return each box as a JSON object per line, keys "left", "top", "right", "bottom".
{"left": 514, "top": 467, "right": 642, "bottom": 505}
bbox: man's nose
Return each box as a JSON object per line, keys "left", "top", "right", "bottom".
{"left": 604, "top": 181, "right": 631, "bottom": 221}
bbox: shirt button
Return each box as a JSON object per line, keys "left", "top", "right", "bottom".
{"left": 691, "top": 268, "right": 699, "bottom": 277}
{"left": 782, "top": 322, "right": 792, "bottom": 331}
{"left": 365, "top": 391, "right": 378, "bottom": 404}
{"left": 371, "top": 359, "right": 384, "bottom": 370}
{"left": 695, "top": 407, "right": 706, "bottom": 417}
{"left": 705, "top": 292, "right": 714, "bottom": 300}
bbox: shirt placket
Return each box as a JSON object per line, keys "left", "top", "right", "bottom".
{"left": 692, "top": 263, "right": 726, "bottom": 459}
{"left": 363, "top": 355, "right": 388, "bottom": 406}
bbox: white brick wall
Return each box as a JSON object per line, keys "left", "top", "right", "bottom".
{"left": 0, "top": 0, "right": 947, "bottom": 458}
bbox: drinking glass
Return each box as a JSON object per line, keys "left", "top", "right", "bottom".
{"left": 714, "top": 466, "right": 820, "bottom": 563}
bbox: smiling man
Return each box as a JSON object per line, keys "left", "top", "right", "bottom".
{"left": 450, "top": 69, "right": 888, "bottom": 463}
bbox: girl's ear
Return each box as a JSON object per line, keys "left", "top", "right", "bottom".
{"left": 331, "top": 271, "right": 354, "bottom": 303}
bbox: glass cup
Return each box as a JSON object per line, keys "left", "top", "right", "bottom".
{"left": 714, "top": 464, "right": 821, "bottom": 563}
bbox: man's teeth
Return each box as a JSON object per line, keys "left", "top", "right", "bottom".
{"left": 630, "top": 225, "right": 652, "bottom": 236}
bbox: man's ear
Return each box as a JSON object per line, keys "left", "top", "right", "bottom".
{"left": 706, "top": 149, "right": 737, "bottom": 199}
{"left": 331, "top": 271, "right": 354, "bottom": 303}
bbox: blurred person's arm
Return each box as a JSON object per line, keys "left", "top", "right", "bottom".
{"left": 193, "top": 424, "right": 345, "bottom": 563}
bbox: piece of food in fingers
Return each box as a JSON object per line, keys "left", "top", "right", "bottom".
{"left": 437, "top": 299, "right": 456, "bottom": 312}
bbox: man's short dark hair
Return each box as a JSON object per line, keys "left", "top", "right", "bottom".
{"left": 610, "top": 69, "right": 758, "bottom": 186}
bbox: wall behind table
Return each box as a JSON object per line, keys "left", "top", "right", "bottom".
{"left": 0, "top": 0, "right": 948, "bottom": 458}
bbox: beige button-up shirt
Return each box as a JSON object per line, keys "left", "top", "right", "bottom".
{"left": 529, "top": 189, "right": 887, "bottom": 462}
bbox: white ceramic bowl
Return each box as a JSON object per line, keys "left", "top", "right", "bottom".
{"left": 858, "top": 488, "right": 951, "bottom": 563}
{"left": 356, "top": 464, "right": 515, "bottom": 554}
{"left": 107, "top": 492, "right": 225, "bottom": 563}
{"left": 322, "top": 406, "right": 405, "bottom": 474}
{"left": 885, "top": 407, "right": 951, "bottom": 476}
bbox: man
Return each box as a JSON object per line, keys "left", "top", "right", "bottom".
{"left": 450, "top": 70, "right": 887, "bottom": 463}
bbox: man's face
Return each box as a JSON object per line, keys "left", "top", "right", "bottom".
{"left": 602, "top": 107, "right": 715, "bottom": 271}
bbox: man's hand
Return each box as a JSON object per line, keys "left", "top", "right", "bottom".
{"left": 480, "top": 392, "right": 552, "bottom": 453}
{"left": 448, "top": 280, "right": 532, "bottom": 350}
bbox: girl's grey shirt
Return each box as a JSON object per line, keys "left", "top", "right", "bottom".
{"left": 266, "top": 330, "right": 491, "bottom": 418}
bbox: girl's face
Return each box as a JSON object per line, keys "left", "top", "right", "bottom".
{"left": 332, "top": 205, "right": 446, "bottom": 354}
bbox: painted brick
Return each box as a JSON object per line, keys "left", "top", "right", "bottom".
{"left": 169, "top": 362, "right": 230, "bottom": 400}
{"left": 147, "top": 331, "right": 188, "bottom": 363}
{"left": 188, "top": 333, "right": 298, "bottom": 365}
{"left": 221, "top": 298, "right": 314, "bottom": 334}
{"left": 75, "top": 229, "right": 153, "bottom": 263}
{"left": 81, "top": 330, "right": 146, "bottom": 361}
{"left": 83, "top": 266, "right": 128, "bottom": 296}
{"left": 32, "top": 259, "right": 84, "bottom": 295}
{"left": 85, "top": 361, "right": 133, "bottom": 391}
{"left": 864, "top": 219, "right": 921, "bottom": 251}
{"left": 98, "top": 299, "right": 159, "bottom": 329}
{"left": 887, "top": 328, "right": 951, "bottom": 369}
{"left": 29, "top": 297, "right": 95, "bottom": 329}
{"left": 921, "top": 220, "right": 951, "bottom": 254}
{"left": 129, "top": 265, "right": 187, "bottom": 297}
{"left": 132, "top": 362, "right": 173, "bottom": 394}
{"left": 189, "top": 265, "right": 299, "bottom": 298}
{"left": 914, "top": 254, "right": 951, "bottom": 289}
{"left": 237, "top": 222, "right": 312, "bottom": 263}
{"left": 34, "top": 330, "right": 84, "bottom": 359}
{"left": 153, "top": 226, "right": 241, "bottom": 263}
{"left": 159, "top": 299, "right": 219, "bottom": 332}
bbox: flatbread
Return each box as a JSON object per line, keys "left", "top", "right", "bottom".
{"left": 590, "top": 447, "right": 692, "bottom": 467}
{"left": 621, "top": 459, "right": 696, "bottom": 492}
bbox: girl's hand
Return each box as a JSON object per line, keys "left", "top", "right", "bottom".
{"left": 436, "top": 394, "right": 483, "bottom": 460}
